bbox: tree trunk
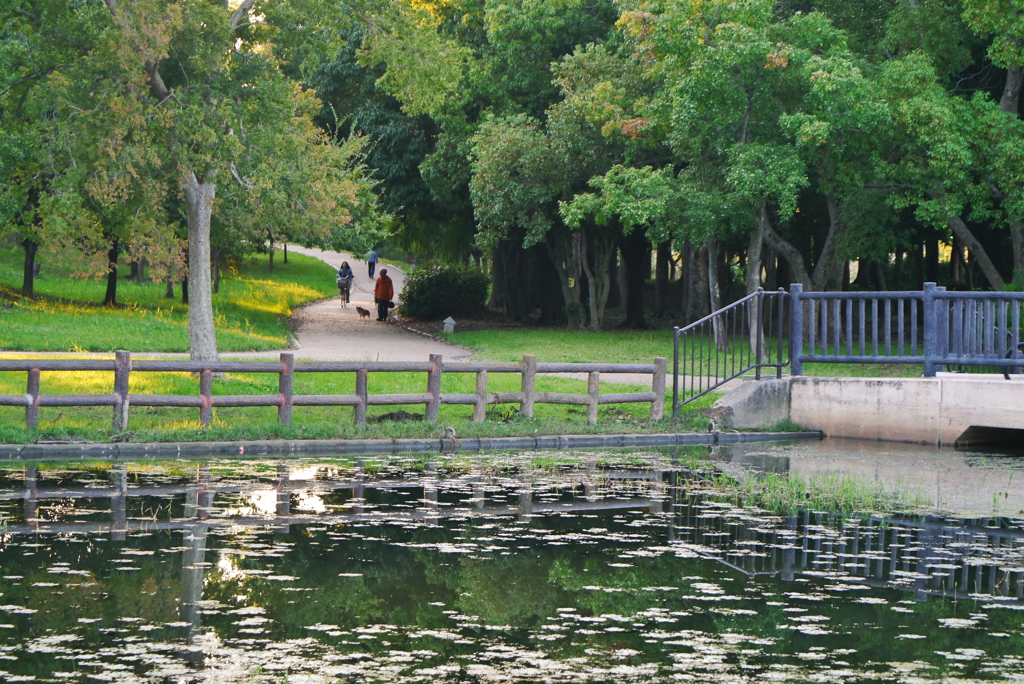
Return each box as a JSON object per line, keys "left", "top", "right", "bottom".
{"left": 1000, "top": 64, "right": 1022, "bottom": 115}
{"left": 620, "top": 229, "right": 648, "bottom": 329}
{"left": 747, "top": 202, "right": 767, "bottom": 355}
{"left": 707, "top": 238, "right": 727, "bottom": 351}
{"left": 488, "top": 246, "right": 504, "bottom": 310}
{"left": 1010, "top": 220, "right": 1024, "bottom": 281}
{"left": 810, "top": 193, "right": 844, "bottom": 291}
{"left": 947, "top": 214, "right": 1005, "bottom": 290}
{"left": 268, "top": 233, "right": 275, "bottom": 273}
{"left": 213, "top": 247, "right": 222, "bottom": 295}
{"left": 761, "top": 213, "right": 812, "bottom": 291}
{"left": 283, "top": 242, "right": 288, "bottom": 264}
{"left": 103, "top": 239, "right": 119, "bottom": 307}
{"left": 692, "top": 242, "right": 709, "bottom": 322}
{"left": 550, "top": 231, "right": 585, "bottom": 330}
{"left": 21, "top": 239, "right": 37, "bottom": 297}
{"left": 165, "top": 280, "right": 175, "bottom": 298}
{"left": 654, "top": 240, "right": 671, "bottom": 318}
{"left": 183, "top": 173, "right": 219, "bottom": 362}
{"left": 581, "top": 226, "right": 613, "bottom": 331}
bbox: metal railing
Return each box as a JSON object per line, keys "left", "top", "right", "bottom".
{"left": 672, "top": 289, "right": 789, "bottom": 416}
{"left": 0, "top": 352, "right": 667, "bottom": 430}
{"left": 673, "top": 283, "right": 1024, "bottom": 416}
{"left": 790, "top": 283, "right": 1024, "bottom": 377}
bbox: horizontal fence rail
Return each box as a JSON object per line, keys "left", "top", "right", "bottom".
{"left": 672, "top": 289, "right": 789, "bottom": 416}
{"left": 0, "top": 352, "right": 667, "bottom": 430}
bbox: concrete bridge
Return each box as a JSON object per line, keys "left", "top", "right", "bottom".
{"left": 714, "top": 374, "right": 1024, "bottom": 446}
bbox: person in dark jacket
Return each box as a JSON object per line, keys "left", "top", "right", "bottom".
{"left": 374, "top": 269, "right": 394, "bottom": 321}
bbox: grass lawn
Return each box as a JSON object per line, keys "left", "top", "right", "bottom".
{"left": 0, "top": 246, "right": 336, "bottom": 352}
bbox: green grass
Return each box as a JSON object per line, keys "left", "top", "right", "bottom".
{"left": 0, "top": 247, "right": 337, "bottom": 352}
{"left": 448, "top": 329, "right": 679, "bottom": 364}
{"left": 695, "top": 469, "right": 930, "bottom": 516}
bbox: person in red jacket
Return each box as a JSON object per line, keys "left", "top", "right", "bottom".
{"left": 374, "top": 269, "right": 394, "bottom": 321}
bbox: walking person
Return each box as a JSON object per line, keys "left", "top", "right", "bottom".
{"left": 374, "top": 268, "right": 394, "bottom": 322}
{"left": 336, "top": 261, "right": 354, "bottom": 306}
{"left": 367, "top": 248, "right": 378, "bottom": 279}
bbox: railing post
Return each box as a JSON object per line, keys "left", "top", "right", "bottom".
{"left": 936, "top": 286, "right": 948, "bottom": 369}
{"left": 473, "top": 370, "right": 488, "bottom": 422}
{"left": 587, "top": 371, "right": 600, "bottom": 424}
{"left": 755, "top": 290, "right": 764, "bottom": 380}
{"left": 426, "top": 354, "right": 442, "bottom": 422}
{"left": 521, "top": 354, "right": 536, "bottom": 418}
{"left": 199, "top": 368, "right": 213, "bottom": 426}
{"left": 26, "top": 366, "right": 40, "bottom": 430}
{"left": 789, "top": 283, "right": 804, "bottom": 376}
{"left": 776, "top": 289, "right": 786, "bottom": 379}
{"left": 278, "top": 352, "right": 294, "bottom": 426}
{"left": 651, "top": 357, "right": 666, "bottom": 421}
{"left": 354, "top": 368, "right": 367, "bottom": 425}
{"left": 923, "top": 282, "right": 938, "bottom": 377}
{"left": 672, "top": 327, "right": 680, "bottom": 420}
{"left": 113, "top": 350, "right": 131, "bottom": 432}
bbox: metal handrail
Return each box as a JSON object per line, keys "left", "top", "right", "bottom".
{"left": 672, "top": 289, "right": 789, "bottom": 417}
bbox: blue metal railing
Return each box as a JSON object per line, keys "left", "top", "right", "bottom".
{"left": 672, "top": 289, "right": 789, "bottom": 418}
{"left": 673, "top": 283, "right": 1024, "bottom": 417}
{"left": 790, "top": 283, "right": 1024, "bottom": 377}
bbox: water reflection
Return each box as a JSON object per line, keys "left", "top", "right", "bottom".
{"left": 0, "top": 450, "right": 1020, "bottom": 682}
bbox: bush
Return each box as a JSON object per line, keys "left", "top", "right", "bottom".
{"left": 399, "top": 265, "right": 489, "bottom": 320}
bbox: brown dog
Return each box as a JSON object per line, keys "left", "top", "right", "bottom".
{"left": 355, "top": 306, "right": 371, "bottom": 321}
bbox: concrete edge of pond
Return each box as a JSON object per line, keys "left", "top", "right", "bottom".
{"left": 0, "top": 430, "right": 823, "bottom": 461}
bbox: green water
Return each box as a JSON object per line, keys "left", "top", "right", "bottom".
{"left": 0, "top": 452, "right": 1021, "bottom": 682}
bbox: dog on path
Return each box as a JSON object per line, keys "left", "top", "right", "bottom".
{"left": 355, "top": 306, "right": 371, "bottom": 321}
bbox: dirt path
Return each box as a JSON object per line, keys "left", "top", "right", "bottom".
{"left": 257, "top": 246, "right": 474, "bottom": 362}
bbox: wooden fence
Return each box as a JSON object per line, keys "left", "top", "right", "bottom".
{"left": 0, "top": 352, "right": 667, "bottom": 430}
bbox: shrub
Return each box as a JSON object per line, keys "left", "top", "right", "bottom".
{"left": 399, "top": 265, "right": 489, "bottom": 320}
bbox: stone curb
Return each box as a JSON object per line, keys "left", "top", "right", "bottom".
{"left": 0, "top": 431, "right": 823, "bottom": 461}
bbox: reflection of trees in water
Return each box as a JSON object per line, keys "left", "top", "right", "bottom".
{"left": 0, "top": 456, "right": 1023, "bottom": 680}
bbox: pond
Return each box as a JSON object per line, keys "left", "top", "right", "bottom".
{"left": 0, "top": 445, "right": 1022, "bottom": 682}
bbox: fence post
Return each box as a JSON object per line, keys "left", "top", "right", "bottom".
{"left": 426, "top": 354, "right": 442, "bottom": 422}
{"left": 651, "top": 357, "right": 666, "bottom": 421}
{"left": 473, "top": 370, "right": 488, "bottom": 422}
{"left": 672, "top": 328, "right": 680, "bottom": 420}
{"left": 923, "top": 282, "right": 938, "bottom": 377}
{"left": 278, "top": 352, "right": 294, "bottom": 426}
{"left": 113, "top": 350, "right": 131, "bottom": 431}
{"left": 199, "top": 368, "right": 213, "bottom": 426}
{"left": 26, "top": 366, "right": 40, "bottom": 430}
{"left": 521, "top": 354, "right": 536, "bottom": 418}
{"left": 587, "top": 371, "right": 600, "bottom": 424}
{"left": 355, "top": 368, "right": 368, "bottom": 425}
{"left": 789, "top": 283, "right": 804, "bottom": 376}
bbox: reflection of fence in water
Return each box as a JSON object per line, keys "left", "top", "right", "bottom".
{"left": 669, "top": 491, "right": 1024, "bottom": 602}
{"left": 0, "top": 461, "right": 673, "bottom": 536}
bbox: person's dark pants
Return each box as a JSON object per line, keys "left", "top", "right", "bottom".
{"left": 368, "top": 261, "right": 376, "bottom": 278}
{"left": 376, "top": 298, "right": 389, "bottom": 321}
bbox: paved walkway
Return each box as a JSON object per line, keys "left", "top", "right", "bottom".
{"left": 248, "top": 246, "right": 473, "bottom": 362}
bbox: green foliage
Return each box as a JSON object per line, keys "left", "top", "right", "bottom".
{"left": 398, "top": 264, "right": 489, "bottom": 320}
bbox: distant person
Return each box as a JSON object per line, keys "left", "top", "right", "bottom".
{"left": 367, "top": 249, "right": 378, "bottom": 279}
{"left": 374, "top": 268, "right": 394, "bottom": 322}
{"left": 336, "top": 261, "right": 354, "bottom": 306}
